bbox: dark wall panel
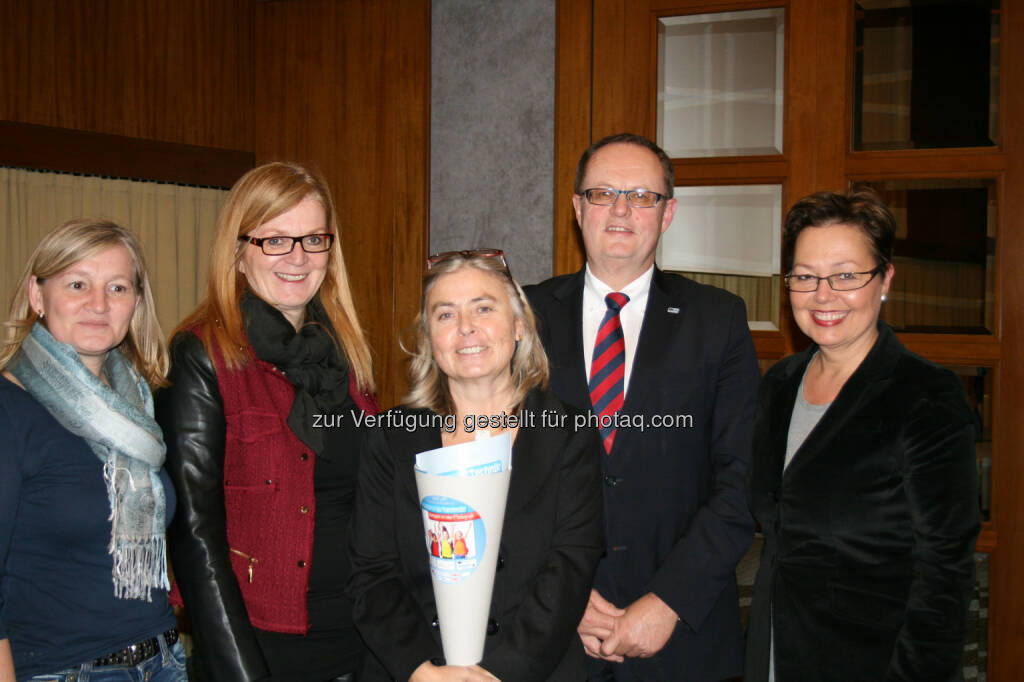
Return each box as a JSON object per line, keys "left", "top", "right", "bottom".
{"left": 0, "top": 0, "right": 430, "bottom": 406}
{"left": 0, "top": 0, "right": 253, "bottom": 149}
{"left": 253, "top": 0, "right": 430, "bottom": 405}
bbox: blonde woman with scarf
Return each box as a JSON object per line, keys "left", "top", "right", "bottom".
{"left": 0, "top": 219, "right": 183, "bottom": 682}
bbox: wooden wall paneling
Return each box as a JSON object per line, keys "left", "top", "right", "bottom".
{"left": 0, "top": 120, "right": 254, "bottom": 188}
{"left": 553, "top": 0, "right": 593, "bottom": 276}
{"left": 785, "top": 0, "right": 818, "bottom": 203}
{"left": 253, "top": 0, "right": 382, "bottom": 390}
{"left": 751, "top": 329, "right": 786, "bottom": 359}
{"left": 382, "top": 2, "right": 432, "bottom": 408}
{"left": 814, "top": 0, "right": 851, "bottom": 193}
{"left": 671, "top": 157, "right": 788, "bottom": 184}
{"left": 252, "top": 0, "right": 430, "bottom": 407}
{"left": 990, "top": 1, "right": 1024, "bottom": 676}
{"left": 846, "top": 149, "right": 1006, "bottom": 178}
{"left": 591, "top": 0, "right": 647, "bottom": 139}
{"left": 777, "top": 0, "right": 818, "bottom": 356}
{"left": 896, "top": 334, "right": 1000, "bottom": 366}
{"left": 0, "top": 0, "right": 253, "bottom": 149}
{"left": 0, "top": 1, "right": 68, "bottom": 125}
{"left": 116, "top": 0, "right": 253, "bottom": 148}
{"left": 977, "top": 528, "right": 997, "bottom": 554}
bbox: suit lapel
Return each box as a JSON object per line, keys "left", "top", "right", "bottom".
{"left": 504, "top": 391, "right": 561, "bottom": 514}
{"left": 549, "top": 272, "right": 591, "bottom": 410}
{"left": 621, "top": 268, "right": 684, "bottom": 416}
{"left": 592, "top": 268, "right": 685, "bottom": 460}
{"left": 766, "top": 350, "right": 812, "bottom": 480}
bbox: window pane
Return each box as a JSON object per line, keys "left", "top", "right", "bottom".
{"left": 853, "top": 0, "right": 999, "bottom": 150}
{"left": 855, "top": 178, "right": 995, "bottom": 334}
{"left": 675, "top": 271, "right": 781, "bottom": 330}
{"left": 657, "top": 9, "right": 784, "bottom": 158}
{"left": 657, "top": 184, "right": 782, "bottom": 329}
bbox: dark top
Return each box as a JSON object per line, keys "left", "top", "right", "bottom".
{"left": 745, "top": 322, "right": 980, "bottom": 682}
{"left": 348, "top": 388, "right": 605, "bottom": 682}
{"left": 0, "top": 374, "right": 176, "bottom": 680}
{"left": 254, "top": 385, "right": 365, "bottom": 680}
{"left": 245, "top": 296, "right": 366, "bottom": 679}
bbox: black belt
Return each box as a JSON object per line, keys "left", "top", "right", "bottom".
{"left": 92, "top": 628, "right": 179, "bottom": 668}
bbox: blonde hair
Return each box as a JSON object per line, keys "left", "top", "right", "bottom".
{"left": 176, "top": 162, "right": 374, "bottom": 391}
{"left": 404, "top": 254, "right": 548, "bottom": 414}
{"left": 0, "top": 218, "right": 168, "bottom": 387}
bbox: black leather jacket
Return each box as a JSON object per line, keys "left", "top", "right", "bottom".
{"left": 155, "top": 333, "right": 270, "bottom": 682}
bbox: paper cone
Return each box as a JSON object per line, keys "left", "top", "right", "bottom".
{"left": 415, "top": 467, "right": 511, "bottom": 665}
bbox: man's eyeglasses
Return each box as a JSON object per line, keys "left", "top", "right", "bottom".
{"left": 581, "top": 187, "right": 667, "bottom": 208}
{"left": 239, "top": 233, "right": 334, "bottom": 256}
{"left": 784, "top": 267, "right": 883, "bottom": 292}
{"left": 426, "top": 248, "right": 508, "bottom": 271}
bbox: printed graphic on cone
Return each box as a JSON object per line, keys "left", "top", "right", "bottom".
{"left": 414, "top": 433, "right": 512, "bottom": 665}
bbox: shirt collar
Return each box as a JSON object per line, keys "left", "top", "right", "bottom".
{"left": 584, "top": 264, "right": 655, "bottom": 302}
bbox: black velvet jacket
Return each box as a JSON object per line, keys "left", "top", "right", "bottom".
{"left": 745, "top": 322, "right": 980, "bottom": 681}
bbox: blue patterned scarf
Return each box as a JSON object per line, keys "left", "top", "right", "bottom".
{"left": 10, "top": 323, "right": 169, "bottom": 601}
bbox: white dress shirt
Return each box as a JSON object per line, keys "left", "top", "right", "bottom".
{"left": 582, "top": 264, "right": 654, "bottom": 397}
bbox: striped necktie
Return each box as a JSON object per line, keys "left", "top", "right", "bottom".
{"left": 589, "top": 292, "right": 629, "bottom": 454}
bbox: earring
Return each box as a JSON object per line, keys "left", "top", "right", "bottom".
{"left": 37, "top": 309, "right": 44, "bottom": 319}
{"left": 880, "top": 294, "right": 888, "bottom": 303}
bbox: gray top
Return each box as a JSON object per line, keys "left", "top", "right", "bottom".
{"left": 784, "top": 359, "right": 831, "bottom": 471}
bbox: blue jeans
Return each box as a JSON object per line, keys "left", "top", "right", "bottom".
{"left": 27, "top": 638, "right": 187, "bottom": 682}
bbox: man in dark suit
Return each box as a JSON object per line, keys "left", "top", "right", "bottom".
{"left": 525, "top": 133, "right": 759, "bottom": 681}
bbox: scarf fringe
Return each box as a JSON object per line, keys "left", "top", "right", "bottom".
{"left": 104, "top": 457, "right": 167, "bottom": 601}
{"left": 111, "top": 535, "right": 171, "bottom": 602}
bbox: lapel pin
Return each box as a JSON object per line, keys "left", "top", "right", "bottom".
{"left": 667, "top": 307, "right": 680, "bottom": 314}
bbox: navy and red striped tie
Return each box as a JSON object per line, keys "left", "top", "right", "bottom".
{"left": 589, "top": 292, "right": 629, "bottom": 454}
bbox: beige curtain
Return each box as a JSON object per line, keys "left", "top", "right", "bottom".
{"left": 859, "top": 21, "right": 912, "bottom": 150}
{"left": 0, "top": 167, "right": 226, "bottom": 336}
{"left": 882, "top": 256, "right": 987, "bottom": 331}
{"left": 674, "top": 271, "right": 781, "bottom": 328}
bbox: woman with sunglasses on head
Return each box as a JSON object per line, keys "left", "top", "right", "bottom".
{"left": 745, "top": 189, "right": 979, "bottom": 681}
{"left": 155, "top": 162, "right": 379, "bottom": 682}
{"left": 348, "top": 250, "right": 604, "bottom": 682}
{"left": 0, "top": 219, "right": 185, "bottom": 681}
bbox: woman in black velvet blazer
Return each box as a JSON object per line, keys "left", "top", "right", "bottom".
{"left": 347, "top": 251, "right": 604, "bottom": 682}
{"left": 745, "top": 190, "right": 979, "bottom": 682}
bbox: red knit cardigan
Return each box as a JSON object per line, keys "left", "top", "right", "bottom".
{"left": 211, "top": 349, "right": 379, "bottom": 633}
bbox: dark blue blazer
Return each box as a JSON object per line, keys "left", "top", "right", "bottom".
{"left": 525, "top": 267, "right": 759, "bottom": 681}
